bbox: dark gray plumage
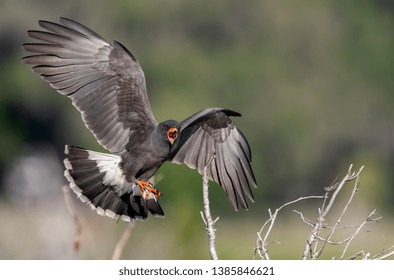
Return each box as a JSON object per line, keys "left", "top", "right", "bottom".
{"left": 22, "top": 18, "right": 257, "bottom": 221}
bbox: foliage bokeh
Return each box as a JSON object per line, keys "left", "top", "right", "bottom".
{"left": 0, "top": 0, "right": 393, "bottom": 259}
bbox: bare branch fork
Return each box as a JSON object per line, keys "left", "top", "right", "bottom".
{"left": 200, "top": 155, "right": 219, "bottom": 260}
{"left": 301, "top": 164, "right": 365, "bottom": 259}
{"left": 255, "top": 164, "right": 394, "bottom": 260}
{"left": 255, "top": 195, "right": 325, "bottom": 260}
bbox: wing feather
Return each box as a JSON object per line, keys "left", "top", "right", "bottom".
{"left": 22, "top": 17, "right": 157, "bottom": 153}
{"left": 196, "top": 131, "right": 208, "bottom": 169}
{"left": 216, "top": 143, "right": 238, "bottom": 207}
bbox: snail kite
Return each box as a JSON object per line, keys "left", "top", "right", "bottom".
{"left": 22, "top": 18, "right": 257, "bottom": 221}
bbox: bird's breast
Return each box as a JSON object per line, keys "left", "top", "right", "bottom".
{"left": 121, "top": 141, "right": 169, "bottom": 182}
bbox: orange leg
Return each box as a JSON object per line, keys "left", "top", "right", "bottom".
{"left": 136, "top": 181, "right": 162, "bottom": 200}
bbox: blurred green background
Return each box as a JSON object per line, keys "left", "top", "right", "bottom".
{"left": 0, "top": 0, "right": 393, "bottom": 259}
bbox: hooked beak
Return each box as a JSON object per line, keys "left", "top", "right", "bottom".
{"left": 167, "top": 127, "right": 178, "bottom": 145}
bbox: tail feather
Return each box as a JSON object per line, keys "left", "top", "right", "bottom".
{"left": 80, "top": 181, "right": 108, "bottom": 201}
{"left": 64, "top": 145, "right": 164, "bottom": 221}
{"left": 73, "top": 172, "right": 105, "bottom": 190}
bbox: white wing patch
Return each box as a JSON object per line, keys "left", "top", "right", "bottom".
{"left": 86, "top": 150, "right": 134, "bottom": 195}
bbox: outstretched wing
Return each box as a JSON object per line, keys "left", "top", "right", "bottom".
{"left": 170, "top": 108, "right": 257, "bottom": 210}
{"left": 22, "top": 17, "right": 157, "bottom": 153}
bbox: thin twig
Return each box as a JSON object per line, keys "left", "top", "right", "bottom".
{"left": 371, "top": 245, "right": 394, "bottom": 260}
{"left": 313, "top": 166, "right": 364, "bottom": 258}
{"left": 302, "top": 165, "right": 364, "bottom": 260}
{"left": 293, "top": 210, "right": 315, "bottom": 228}
{"left": 323, "top": 165, "right": 363, "bottom": 217}
{"left": 112, "top": 221, "right": 136, "bottom": 260}
{"left": 255, "top": 195, "right": 324, "bottom": 260}
{"left": 62, "top": 185, "right": 83, "bottom": 259}
{"left": 340, "top": 209, "right": 380, "bottom": 259}
{"left": 201, "top": 155, "right": 218, "bottom": 260}
{"left": 347, "top": 250, "right": 368, "bottom": 260}
{"left": 255, "top": 164, "right": 394, "bottom": 260}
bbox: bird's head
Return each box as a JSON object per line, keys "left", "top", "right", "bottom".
{"left": 160, "top": 120, "right": 180, "bottom": 145}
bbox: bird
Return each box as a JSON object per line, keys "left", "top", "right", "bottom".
{"left": 22, "top": 17, "right": 257, "bottom": 222}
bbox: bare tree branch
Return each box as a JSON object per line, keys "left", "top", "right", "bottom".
{"left": 201, "top": 156, "right": 219, "bottom": 260}
{"left": 371, "top": 245, "right": 394, "bottom": 260}
{"left": 340, "top": 209, "right": 380, "bottom": 259}
{"left": 255, "top": 164, "right": 394, "bottom": 260}
{"left": 254, "top": 195, "right": 325, "bottom": 260}
{"left": 62, "top": 185, "right": 83, "bottom": 259}
{"left": 112, "top": 221, "right": 136, "bottom": 260}
{"left": 302, "top": 164, "right": 364, "bottom": 259}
